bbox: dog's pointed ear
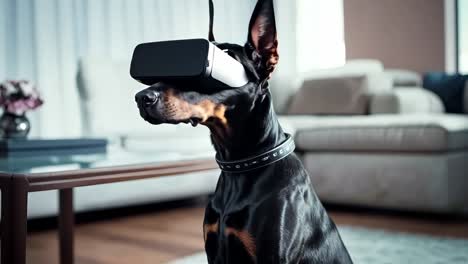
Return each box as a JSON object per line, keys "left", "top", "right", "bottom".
{"left": 208, "top": 0, "right": 216, "bottom": 42}
{"left": 246, "top": 0, "right": 278, "bottom": 81}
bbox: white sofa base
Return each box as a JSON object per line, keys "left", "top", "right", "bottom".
{"left": 303, "top": 152, "right": 468, "bottom": 213}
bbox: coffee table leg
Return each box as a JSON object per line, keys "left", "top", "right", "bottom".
{"left": 58, "top": 189, "right": 74, "bottom": 264}
{"left": 1, "top": 175, "right": 28, "bottom": 264}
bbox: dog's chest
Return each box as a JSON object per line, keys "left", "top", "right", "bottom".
{"left": 204, "top": 201, "right": 258, "bottom": 264}
{"left": 203, "top": 184, "right": 284, "bottom": 263}
{"left": 202, "top": 168, "right": 293, "bottom": 263}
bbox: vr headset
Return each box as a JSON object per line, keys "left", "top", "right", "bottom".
{"left": 130, "top": 39, "right": 249, "bottom": 91}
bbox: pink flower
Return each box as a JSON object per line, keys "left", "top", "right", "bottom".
{"left": 0, "top": 80, "right": 44, "bottom": 115}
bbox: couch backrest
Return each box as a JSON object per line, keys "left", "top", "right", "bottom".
{"left": 283, "top": 59, "right": 392, "bottom": 115}
{"left": 384, "top": 69, "right": 422, "bottom": 87}
{"left": 270, "top": 59, "right": 390, "bottom": 114}
{"left": 76, "top": 57, "right": 210, "bottom": 140}
{"left": 299, "top": 59, "right": 392, "bottom": 93}
{"left": 299, "top": 59, "right": 385, "bottom": 79}
{"left": 287, "top": 75, "right": 372, "bottom": 115}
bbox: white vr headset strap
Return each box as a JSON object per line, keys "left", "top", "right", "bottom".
{"left": 208, "top": 43, "right": 250, "bottom": 88}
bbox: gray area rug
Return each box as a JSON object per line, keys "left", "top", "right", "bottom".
{"left": 169, "top": 226, "right": 468, "bottom": 264}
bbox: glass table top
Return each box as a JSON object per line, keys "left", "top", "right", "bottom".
{"left": 0, "top": 146, "right": 215, "bottom": 175}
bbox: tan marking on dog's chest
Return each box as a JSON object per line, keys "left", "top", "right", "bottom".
{"left": 204, "top": 220, "right": 220, "bottom": 242}
{"left": 225, "top": 227, "right": 257, "bottom": 259}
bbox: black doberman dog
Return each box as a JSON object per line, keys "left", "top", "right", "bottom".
{"left": 135, "top": 0, "right": 353, "bottom": 263}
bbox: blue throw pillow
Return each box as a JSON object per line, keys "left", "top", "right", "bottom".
{"left": 423, "top": 72, "right": 467, "bottom": 114}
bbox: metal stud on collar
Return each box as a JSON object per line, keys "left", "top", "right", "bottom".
{"left": 215, "top": 133, "right": 295, "bottom": 173}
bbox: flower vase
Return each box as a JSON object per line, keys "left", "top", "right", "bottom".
{"left": 0, "top": 112, "right": 31, "bottom": 139}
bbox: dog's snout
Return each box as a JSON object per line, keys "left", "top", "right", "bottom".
{"left": 143, "top": 91, "right": 159, "bottom": 105}
{"left": 136, "top": 90, "right": 160, "bottom": 106}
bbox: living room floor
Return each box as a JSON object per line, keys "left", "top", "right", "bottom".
{"left": 26, "top": 199, "right": 468, "bottom": 264}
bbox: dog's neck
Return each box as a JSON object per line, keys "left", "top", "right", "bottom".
{"left": 207, "top": 92, "right": 286, "bottom": 161}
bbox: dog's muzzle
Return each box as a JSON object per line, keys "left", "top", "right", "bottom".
{"left": 135, "top": 89, "right": 165, "bottom": 124}
{"left": 135, "top": 89, "right": 160, "bottom": 107}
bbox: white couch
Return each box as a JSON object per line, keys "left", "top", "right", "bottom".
{"left": 280, "top": 114, "right": 468, "bottom": 213}
{"left": 278, "top": 60, "right": 468, "bottom": 213}
{"left": 27, "top": 58, "right": 468, "bottom": 218}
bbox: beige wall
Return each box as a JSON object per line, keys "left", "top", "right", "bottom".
{"left": 344, "top": 0, "right": 445, "bottom": 73}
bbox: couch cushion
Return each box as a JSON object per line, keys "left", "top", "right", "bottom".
{"left": 287, "top": 76, "right": 372, "bottom": 115}
{"left": 279, "top": 114, "right": 468, "bottom": 152}
{"left": 370, "top": 88, "right": 445, "bottom": 114}
{"left": 285, "top": 60, "right": 392, "bottom": 115}
{"left": 298, "top": 60, "right": 392, "bottom": 95}
{"left": 423, "top": 72, "right": 468, "bottom": 114}
{"left": 385, "top": 69, "right": 422, "bottom": 87}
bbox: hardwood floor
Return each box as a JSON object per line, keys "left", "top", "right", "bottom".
{"left": 26, "top": 201, "right": 468, "bottom": 264}
{"left": 27, "top": 206, "right": 206, "bottom": 264}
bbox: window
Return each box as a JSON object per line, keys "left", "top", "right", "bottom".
{"left": 458, "top": 0, "right": 468, "bottom": 73}
{"left": 296, "top": 0, "right": 345, "bottom": 73}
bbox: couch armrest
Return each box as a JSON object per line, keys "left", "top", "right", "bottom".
{"left": 370, "top": 87, "right": 445, "bottom": 114}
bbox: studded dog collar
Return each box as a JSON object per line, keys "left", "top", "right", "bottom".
{"left": 215, "top": 134, "right": 295, "bottom": 173}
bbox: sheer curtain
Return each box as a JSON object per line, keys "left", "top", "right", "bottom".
{"left": 0, "top": 0, "right": 255, "bottom": 137}
{"left": 270, "top": 0, "right": 345, "bottom": 112}
{"left": 458, "top": 0, "right": 468, "bottom": 73}
{"left": 296, "top": 0, "right": 345, "bottom": 73}
{"left": 0, "top": 0, "right": 344, "bottom": 137}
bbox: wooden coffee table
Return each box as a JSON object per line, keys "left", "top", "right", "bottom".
{"left": 0, "top": 149, "right": 218, "bottom": 264}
